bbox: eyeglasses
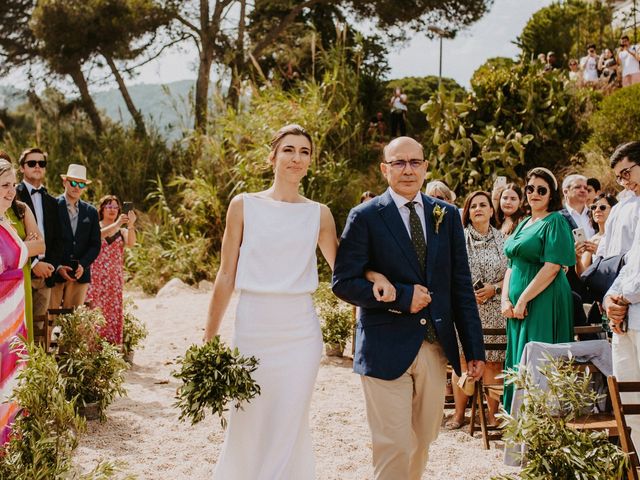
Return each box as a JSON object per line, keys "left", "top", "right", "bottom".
{"left": 524, "top": 185, "right": 549, "bottom": 196}
{"left": 103, "top": 205, "right": 119, "bottom": 210}
{"left": 24, "top": 160, "right": 47, "bottom": 168}
{"left": 590, "top": 204, "right": 609, "bottom": 211}
{"left": 615, "top": 164, "right": 639, "bottom": 184}
{"left": 68, "top": 180, "right": 87, "bottom": 189}
{"left": 384, "top": 159, "right": 425, "bottom": 170}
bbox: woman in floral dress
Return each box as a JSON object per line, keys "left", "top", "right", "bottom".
{"left": 447, "top": 191, "right": 508, "bottom": 429}
{"left": 86, "top": 196, "right": 136, "bottom": 345}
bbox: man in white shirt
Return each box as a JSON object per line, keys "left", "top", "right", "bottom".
{"left": 617, "top": 35, "right": 640, "bottom": 87}
{"left": 580, "top": 44, "right": 599, "bottom": 83}
{"left": 561, "top": 174, "right": 596, "bottom": 238}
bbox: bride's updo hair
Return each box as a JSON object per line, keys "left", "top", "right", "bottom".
{"left": 268, "top": 124, "right": 313, "bottom": 162}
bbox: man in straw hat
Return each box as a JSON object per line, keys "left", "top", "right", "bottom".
{"left": 50, "top": 164, "right": 101, "bottom": 309}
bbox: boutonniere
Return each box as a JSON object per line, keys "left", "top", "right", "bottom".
{"left": 432, "top": 204, "right": 446, "bottom": 234}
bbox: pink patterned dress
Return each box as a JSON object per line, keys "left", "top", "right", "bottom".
{"left": 0, "top": 222, "right": 28, "bottom": 445}
{"left": 86, "top": 232, "right": 124, "bottom": 345}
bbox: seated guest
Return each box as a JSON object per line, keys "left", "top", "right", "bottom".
{"left": 50, "top": 164, "right": 101, "bottom": 309}
{"left": 495, "top": 183, "right": 526, "bottom": 236}
{"left": 425, "top": 180, "right": 456, "bottom": 205}
{"left": 501, "top": 167, "right": 575, "bottom": 412}
{"left": 86, "top": 196, "right": 136, "bottom": 345}
{"left": 448, "top": 191, "right": 507, "bottom": 429}
{"left": 576, "top": 193, "right": 618, "bottom": 275}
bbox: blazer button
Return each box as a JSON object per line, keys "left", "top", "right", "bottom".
{"left": 420, "top": 318, "right": 427, "bottom": 325}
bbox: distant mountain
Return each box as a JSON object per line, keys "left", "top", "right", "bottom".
{"left": 0, "top": 85, "right": 27, "bottom": 111}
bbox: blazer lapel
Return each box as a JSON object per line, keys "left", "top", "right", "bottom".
{"left": 58, "top": 195, "right": 73, "bottom": 238}
{"left": 17, "top": 182, "right": 35, "bottom": 212}
{"left": 377, "top": 191, "right": 424, "bottom": 280}
{"left": 422, "top": 194, "right": 441, "bottom": 286}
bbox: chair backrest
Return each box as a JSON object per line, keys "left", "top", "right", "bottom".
{"left": 608, "top": 375, "right": 640, "bottom": 479}
{"left": 574, "top": 325, "right": 604, "bottom": 341}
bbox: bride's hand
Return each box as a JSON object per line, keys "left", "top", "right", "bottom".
{"left": 372, "top": 277, "right": 396, "bottom": 302}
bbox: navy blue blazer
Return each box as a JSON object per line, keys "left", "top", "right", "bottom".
{"left": 332, "top": 190, "right": 485, "bottom": 379}
{"left": 54, "top": 195, "right": 101, "bottom": 284}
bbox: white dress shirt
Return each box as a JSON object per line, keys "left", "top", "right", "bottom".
{"left": 388, "top": 187, "right": 427, "bottom": 244}
{"left": 565, "top": 203, "right": 596, "bottom": 238}
{"left": 596, "top": 193, "right": 640, "bottom": 259}
{"left": 23, "top": 180, "right": 45, "bottom": 241}
{"left": 606, "top": 217, "right": 640, "bottom": 330}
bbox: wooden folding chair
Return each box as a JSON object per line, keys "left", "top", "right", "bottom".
{"left": 574, "top": 325, "right": 605, "bottom": 341}
{"left": 608, "top": 375, "right": 640, "bottom": 480}
{"left": 469, "top": 327, "right": 507, "bottom": 449}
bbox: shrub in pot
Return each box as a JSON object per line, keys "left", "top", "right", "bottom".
{"left": 314, "top": 282, "right": 354, "bottom": 357}
{"left": 56, "top": 307, "right": 127, "bottom": 421}
{"left": 122, "top": 299, "right": 148, "bottom": 364}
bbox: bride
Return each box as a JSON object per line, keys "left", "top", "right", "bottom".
{"left": 204, "top": 124, "right": 392, "bottom": 478}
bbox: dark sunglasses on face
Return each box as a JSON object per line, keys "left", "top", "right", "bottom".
{"left": 24, "top": 160, "right": 47, "bottom": 168}
{"left": 69, "top": 180, "right": 87, "bottom": 189}
{"left": 590, "top": 204, "right": 609, "bottom": 211}
{"left": 525, "top": 184, "right": 548, "bottom": 196}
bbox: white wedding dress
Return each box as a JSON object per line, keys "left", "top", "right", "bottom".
{"left": 213, "top": 194, "right": 323, "bottom": 480}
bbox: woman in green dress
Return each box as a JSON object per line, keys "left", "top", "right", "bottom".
{"left": 501, "top": 167, "right": 575, "bottom": 412}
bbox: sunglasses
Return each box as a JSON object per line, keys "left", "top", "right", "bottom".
{"left": 590, "top": 204, "right": 609, "bottom": 211}
{"left": 525, "top": 185, "right": 549, "bottom": 196}
{"left": 24, "top": 160, "right": 47, "bottom": 168}
{"left": 68, "top": 180, "right": 87, "bottom": 189}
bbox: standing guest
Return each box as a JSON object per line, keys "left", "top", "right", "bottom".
{"left": 568, "top": 59, "right": 581, "bottom": 82}
{"left": 560, "top": 174, "right": 596, "bottom": 238}
{"left": 502, "top": 167, "right": 575, "bottom": 411}
{"left": 495, "top": 183, "right": 526, "bottom": 236}
{"left": 86, "top": 196, "right": 136, "bottom": 345}
{"left": 389, "top": 88, "right": 408, "bottom": 137}
{"left": 15, "top": 147, "right": 63, "bottom": 317}
{"left": 599, "top": 48, "right": 618, "bottom": 85}
{"left": 50, "top": 164, "right": 101, "bottom": 309}
{"left": 544, "top": 51, "right": 559, "bottom": 71}
{"left": 580, "top": 44, "right": 600, "bottom": 83}
{"left": 586, "top": 177, "right": 602, "bottom": 206}
{"left": 537, "top": 53, "right": 547, "bottom": 65}
{"left": 595, "top": 142, "right": 640, "bottom": 262}
{"left": 333, "top": 136, "right": 485, "bottom": 480}
{"left": 617, "top": 35, "right": 640, "bottom": 87}
{"left": 576, "top": 193, "right": 618, "bottom": 276}
{"left": 360, "top": 191, "right": 376, "bottom": 203}
{"left": 447, "top": 191, "right": 507, "bottom": 429}
{"left": 425, "top": 180, "right": 456, "bottom": 205}
{"left": 0, "top": 159, "right": 28, "bottom": 444}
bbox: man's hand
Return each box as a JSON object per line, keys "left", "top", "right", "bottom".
{"left": 74, "top": 264, "right": 84, "bottom": 280}
{"left": 604, "top": 295, "right": 629, "bottom": 334}
{"left": 467, "top": 360, "right": 486, "bottom": 381}
{"left": 58, "top": 265, "right": 75, "bottom": 282}
{"left": 410, "top": 285, "right": 432, "bottom": 313}
{"left": 32, "top": 261, "right": 54, "bottom": 279}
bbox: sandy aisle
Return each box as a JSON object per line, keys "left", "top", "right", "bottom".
{"left": 72, "top": 289, "right": 519, "bottom": 479}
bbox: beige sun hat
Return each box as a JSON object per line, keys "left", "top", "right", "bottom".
{"left": 60, "top": 164, "right": 92, "bottom": 184}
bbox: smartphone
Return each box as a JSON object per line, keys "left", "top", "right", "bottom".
{"left": 473, "top": 279, "right": 484, "bottom": 291}
{"left": 123, "top": 202, "right": 134, "bottom": 214}
{"left": 572, "top": 227, "right": 587, "bottom": 244}
{"left": 493, "top": 176, "right": 507, "bottom": 189}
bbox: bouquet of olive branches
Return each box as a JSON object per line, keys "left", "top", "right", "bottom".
{"left": 173, "top": 337, "right": 260, "bottom": 427}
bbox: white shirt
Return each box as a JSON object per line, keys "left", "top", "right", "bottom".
{"left": 580, "top": 55, "right": 599, "bottom": 81}
{"left": 620, "top": 48, "right": 640, "bottom": 76}
{"left": 606, "top": 217, "right": 640, "bottom": 330}
{"left": 565, "top": 203, "right": 596, "bottom": 238}
{"left": 596, "top": 193, "right": 640, "bottom": 259}
{"left": 391, "top": 97, "right": 407, "bottom": 112}
{"left": 23, "top": 180, "right": 45, "bottom": 241}
{"left": 388, "top": 187, "right": 427, "bottom": 244}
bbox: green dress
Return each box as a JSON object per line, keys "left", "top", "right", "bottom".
{"left": 6, "top": 208, "right": 34, "bottom": 344}
{"left": 502, "top": 212, "right": 575, "bottom": 411}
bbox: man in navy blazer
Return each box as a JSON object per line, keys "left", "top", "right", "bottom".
{"left": 332, "top": 137, "right": 485, "bottom": 480}
{"left": 50, "top": 164, "right": 101, "bottom": 309}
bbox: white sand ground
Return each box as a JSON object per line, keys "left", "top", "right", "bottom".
{"left": 72, "top": 288, "right": 520, "bottom": 479}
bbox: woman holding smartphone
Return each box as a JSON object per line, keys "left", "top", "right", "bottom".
{"left": 501, "top": 168, "right": 575, "bottom": 412}
{"left": 447, "top": 191, "right": 507, "bottom": 429}
{"left": 86, "top": 195, "right": 136, "bottom": 345}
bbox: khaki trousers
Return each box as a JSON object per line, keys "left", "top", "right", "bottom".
{"left": 49, "top": 281, "right": 89, "bottom": 310}
{"left": 361, "top": 341, "right": 448, "bottom": 480}
{"left": 31, "top": 277, "right": 52, "bottom": 317}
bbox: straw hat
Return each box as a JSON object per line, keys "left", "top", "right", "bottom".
{"left": 60, "top": 164, "right": 92, "bottom": 184}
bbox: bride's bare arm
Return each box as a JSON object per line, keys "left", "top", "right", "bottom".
{"left": 318, "top": 204, "right": 338, "bottom": 271}
{"left": 204, "top": 196, "right": 244, "bottom": 341}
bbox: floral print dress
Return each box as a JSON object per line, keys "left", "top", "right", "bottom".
{"left": 86, "top": 232, "right": 124, "bottom": 345}
{"left": 464, "top": 225, "right": 508, "bottom": 362}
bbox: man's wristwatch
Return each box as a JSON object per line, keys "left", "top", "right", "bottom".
{"left": 494, "top": 284, "right": 502, "bottom": 295}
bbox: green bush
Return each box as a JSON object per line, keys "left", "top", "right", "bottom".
{"left": 122, "top": 298, "right": 148, "bottom": 359}
{"left": 56, "top": 307, "right": 128, "bottom": 421}
{"left": 586, "top": 82, "right": 640, "bottom": 156}
{"left": 314, "top": 282, "right": 354, "bottom": 353}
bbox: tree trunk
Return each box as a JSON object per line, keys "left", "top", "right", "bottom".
{"left": 68, "top": 65, "right": 103, "bottom": 136}
{"left": 194, "top": 49, "right": 213, "bottom": 133}
{"left": 227, "top": 0, "right": 246, "bottom": 110}
{"left": 103, "top": 53, "right": 147, "bottom": 137}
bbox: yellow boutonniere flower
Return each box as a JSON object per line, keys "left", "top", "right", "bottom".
{"left": 432, "top": 204, "right": 446, "bottom": 234}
